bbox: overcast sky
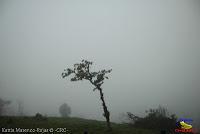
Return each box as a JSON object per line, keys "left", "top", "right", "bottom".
{"left": 0, "top": 0, "right": 200, "bottom": 123}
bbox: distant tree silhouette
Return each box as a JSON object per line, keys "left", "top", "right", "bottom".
{"left": 0, "top": 98, "right": 11, "bottom": 116}
{"left": 59, "top": 103, "right": 71, "bottom": 117}
{"left": 62, "top": 60, "right": 112, "bottom": 130}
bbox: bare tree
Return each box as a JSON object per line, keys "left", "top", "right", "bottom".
{"left": 17, "top": 100, "right": 24, "bottom": 116}
{"left": 62, "top": 60, "right": 112, "bottom": 130}
{"left": 0, "top": 98, "right": 11, "bottom": 116}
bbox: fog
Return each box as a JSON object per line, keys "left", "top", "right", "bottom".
{"left": 0, "top": 0, "right": 200, "bottom": 124}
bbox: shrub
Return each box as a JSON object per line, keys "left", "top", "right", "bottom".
{"left": 127, "top": 106, "right": 177, "bottom": 132}
{"left": 34, "top": 113, "right": 47, "bottom": 121}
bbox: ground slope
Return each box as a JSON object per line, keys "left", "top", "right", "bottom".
{"left": 0, "top": 116, "right": 158, "bottom": 134}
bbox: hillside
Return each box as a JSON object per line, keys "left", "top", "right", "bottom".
{"left": 0, "top": 116, "right": 158, "bottom": 134}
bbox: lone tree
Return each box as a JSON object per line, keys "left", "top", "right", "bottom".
{"left": 59, "top": 103, "right": 71, "bottom": 117}
{"left": 62, "top": 60, "right": 112, "bottom": 130}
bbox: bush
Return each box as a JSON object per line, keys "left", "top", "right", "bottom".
{"left": 127, "top": 106, "right": 177, "bottom": 132}
{"left": 34, "top": 113, "right": 47, "bottom": 121}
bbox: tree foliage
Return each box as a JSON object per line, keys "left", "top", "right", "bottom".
{"left": 62, "top": 60, "right": 112, "bottom": 89}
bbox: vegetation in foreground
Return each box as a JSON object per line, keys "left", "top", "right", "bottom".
{"left": 0, "top": 116, "right": 158, "bottom": 134}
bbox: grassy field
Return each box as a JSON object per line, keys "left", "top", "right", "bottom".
{"left": 0, "top": 116, "right": 160, "bottom": 134}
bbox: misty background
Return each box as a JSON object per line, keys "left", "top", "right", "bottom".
{"left": 0, "top": 0, "right": 199, "bottom": 124}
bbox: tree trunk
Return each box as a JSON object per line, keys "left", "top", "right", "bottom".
{"left": 98, "top": 87, "right": 111, "bottom": 131}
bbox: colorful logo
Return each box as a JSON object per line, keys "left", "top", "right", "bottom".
{"left": 180, "top": 121, "right": 192, "bottom": 129}
{"left": 175, "top": 118, "right": 194, "bottom": 133}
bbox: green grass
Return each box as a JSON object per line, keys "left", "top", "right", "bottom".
{"left": 0, "top": 116, "right": 159, "bottom": 134}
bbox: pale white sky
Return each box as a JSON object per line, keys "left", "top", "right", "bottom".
{"left": 0, "top": 0, "right": 200, "bottom": 123}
